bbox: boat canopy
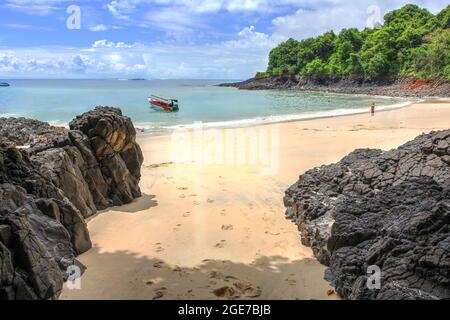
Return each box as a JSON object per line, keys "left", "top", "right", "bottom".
{"left": 150, "top": 94, "right": 178, "bottom": 102}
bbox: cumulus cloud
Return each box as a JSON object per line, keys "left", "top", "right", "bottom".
{"left": 105, "top": 0, "right": 447, "bottom": 39}
{"left": 92, "top": 40, "right": 115, "bottom": 48}
{"left": 0, "top": 25, "right": 273, "bottom": 79}
{"left": 224, "top": 25, "right": 275, "bottom": 48}
{"left": 92, "top": 39, "right": 141, "bottom": 48}
{"left": 1, "top": 0, "right": 447, "bottom": 79}
{"left": 89, "top": 24, "right": 109, "bottom": 32}
{"left": 270, "top": 0, "right": 446, "bottom": 40}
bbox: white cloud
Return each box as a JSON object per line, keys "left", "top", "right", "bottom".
{"left": 224, "top": 25, "right": 275, "bottom": 48}
{"left": 142, "top": 8, "right": 204, "bottom": 33}
{"left": 3, "top": 0, "right": 71, "bottom": 15}
{"left": 105, "top": 0, "right": 448, "bottom": 39}
{"left": 89, "top": 24, "right": 109, "bottom": 32}
{"left": 2, "top": 0, "right": 447, "bottom": 79}
{"left": 105, "top": 0, "right": 309, "bottom": 18}
{"left": 92, "top": 40, "right": 115, "bottom": 48}
{"left": 0, "top": 26, "right": 273, "bottom": 79}
{"left": 106, "top": 0, "right": 140, "bottom": 19}
{"left": 92, "top": 39, "right": 141, "bottom": 48}
{"left": 270, "top": 0, "right": 447, "bottom": 40}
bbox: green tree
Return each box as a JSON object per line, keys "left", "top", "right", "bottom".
{"left": 267, "top": 38, "right": 299, "bottom": 75}
{"left": 264, "top": 4, "right": 449, "bottom": 82}
{"left": 410, "top": 29, "right": 450, "bottom": 80}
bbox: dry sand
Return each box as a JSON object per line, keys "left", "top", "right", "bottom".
{"left": 61, "top": 101, "right": 450, "bottom": 300}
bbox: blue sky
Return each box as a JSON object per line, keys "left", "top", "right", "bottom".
{"left": 0, "top": 0, "right": 447, "bottom": 79}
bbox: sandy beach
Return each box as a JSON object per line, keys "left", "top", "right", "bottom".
{"left": 60, "top": 101, "right": 450, "bottom": 300}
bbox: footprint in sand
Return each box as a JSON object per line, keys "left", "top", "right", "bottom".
{"left": 209, "top": 270, "right": 224, "bottom": 279}
{"left": 154, "top": 243, "right": 165, "bottom": 252}
{"left": 182, "top": 212, "right": 191, "bottom": 217}
{"left": 285, "top": 278, "right": 297, "bottom": 286}
{"left": 177, "top": 187, "right": 188, "bottom": 190}
{"left": 207, "top": 198, "right": 214, "bottom": 203}
{"left": 193, "top": 200, "right": 200, "bottom": 205}
{"left": 220, "top": 209, "right": 227, "bottom": 216}
{"left": 153, "top": 287, "right": 167, "bottom": 300}
{"left": 233, "top": 281, "right": 262, "bottom": 298}
{"left": 212, "top": 280, "right": 262, "bottom": 299}
{"left": 214, "top": 240, "right": 226, "bottom": 248}
{"left": 212, "top": 286, "right": 239, "bottom": 299}
{"left": 179, "top": 194, "right": 186, "bottom": 198}
{"left": 221, "top": 224, "right": 233, "bottom": 231}
{"left": 145, "top": 162, "right": 173, "bottom": 169}
{"left": 153, "top": 261, "right": 165, "bottom": 268}
{"left": 225, "top": 275, "right": 238, "bottom": 281}
{"left": 173, "top": 266, "right": 189, "bottom": 277}
{"left": 265, "top": 230, "right": 280, "bottom": 236}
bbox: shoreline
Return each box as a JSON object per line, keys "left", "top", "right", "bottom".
{"left": 135, "top": 96, "right": 417, "bottom": 137}
{"left": 61, "top": 100, "right": 450, "bottom": 300}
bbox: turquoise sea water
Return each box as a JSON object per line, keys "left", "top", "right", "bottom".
{"left": 0, "top": 79, "right": 408, "bottom": 134}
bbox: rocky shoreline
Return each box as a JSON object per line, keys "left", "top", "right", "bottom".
{"left": 219, "top": 76, "right": 450, "bottom": 98}
{"left": 0, "top": 107, "right": 143, "bottom": 299}
{"left": 284, "top": 129, "right": 450, "bottom": 299}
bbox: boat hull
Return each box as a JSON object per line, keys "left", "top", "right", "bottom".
{"left": 148, "top": 98, "right": 178, "bottom": 112}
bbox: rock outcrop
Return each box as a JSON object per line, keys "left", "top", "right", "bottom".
{"left": 0, "top": 107, "right": 143, "bottom": 299}
{"left": 284, "top": 129, "right": 450, "bottom": 299}
{"left": 220, "top": 76, "right": 450, "bottom": 98}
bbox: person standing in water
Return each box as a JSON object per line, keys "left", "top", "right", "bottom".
{"left": 371, "top": 103, "right": 376, "bottom": 116}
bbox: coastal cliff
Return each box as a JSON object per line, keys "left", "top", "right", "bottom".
{"left": 0, "top": 107, "right": 143, "bottom": 299}
{"left": 219, "top": 76, "right": 450, "bottom": 98}
{"left": 284, "top": 129, "right": 450, "bottom": 299}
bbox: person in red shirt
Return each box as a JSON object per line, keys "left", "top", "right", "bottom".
{"left": 371, "top": 103, "right": 375, "bottom": 116}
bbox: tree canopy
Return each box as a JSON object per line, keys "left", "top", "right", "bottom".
{"left": 264, "top": 4, "right": 450, "bottom": 81}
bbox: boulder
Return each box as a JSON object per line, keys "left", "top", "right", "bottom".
{"left": 284, "top": 129, "right": 450, "bottom": 299}
{"left": 0, "top": 107, "right": 144, "bottom": 299}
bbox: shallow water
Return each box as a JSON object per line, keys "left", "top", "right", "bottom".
{"left": 0, "top": 79, "right": 408, "bottom": 134}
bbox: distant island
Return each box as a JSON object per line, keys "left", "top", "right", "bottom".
{"left": 221, "top": 4, "right": 450, "bottom": 97}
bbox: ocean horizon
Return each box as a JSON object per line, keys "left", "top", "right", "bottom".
{"left": 0, "top": 79, "right": 409, "bottom": 134}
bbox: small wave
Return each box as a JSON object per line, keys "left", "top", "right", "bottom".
{"left": 149, "top": 100, "right": 413, "bottom": 132}
{"left": 0, "top": 113, "right": 19, "bottom": 118}
{"left": 48, "top": 120, "right": 70, "bottom": 128}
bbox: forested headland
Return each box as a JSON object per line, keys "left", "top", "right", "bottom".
{"left": 222, "top": 4, "right": 450, "bottom": 97}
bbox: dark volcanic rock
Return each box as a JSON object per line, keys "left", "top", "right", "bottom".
{"left": 220, "top": 76, "right": 450, "bottom": 98}
{"left": 69, "top": 107, "right": 143, "bottom": 208}
{"left": 0, "top": 107, "right": 143, "bottom": 299}
{"left": 0, "top": 117, "right": 54, "bottom": 147}
{"left": 284, "top": 129, "right": 450, "bottom": 299}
